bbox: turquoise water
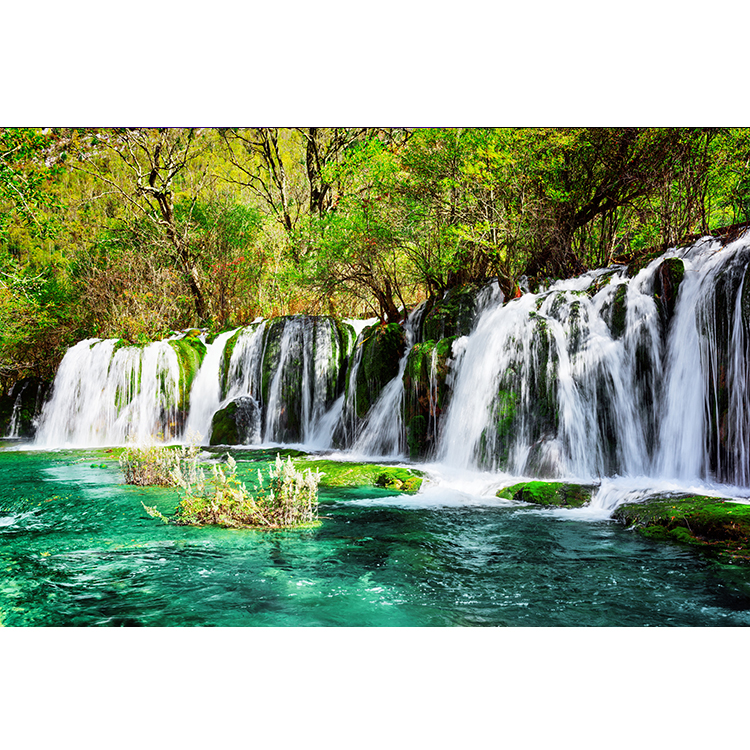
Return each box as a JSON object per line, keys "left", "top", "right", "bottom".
{"left": 2, "top": 446, "right": 750, "bottom": 626}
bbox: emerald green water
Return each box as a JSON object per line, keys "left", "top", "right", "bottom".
{"left": 2, "top": 446, "right": 750, "bottom": 626}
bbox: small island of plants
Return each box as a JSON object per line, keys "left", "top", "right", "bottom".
{"left": 120, "top": 443, "right": 321, "bottom": 530}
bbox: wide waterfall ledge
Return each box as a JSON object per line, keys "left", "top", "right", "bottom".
{"left": 28, "top": 233, "right": 750, "bottom": 514}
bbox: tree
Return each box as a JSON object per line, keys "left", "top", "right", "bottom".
{"left": 0, "top": 128, "right": 60, "bottom": 241}
{"left": 218, "top": 128, "right": 303, "bottom": 241}
{"left": 304, "top": 137, "right": 416, "bottom": 322}
{"left": 71, "top": 127, "right": 211, "bottom": 320}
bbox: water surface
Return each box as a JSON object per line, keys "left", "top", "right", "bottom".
{"left": 2, "top": 447, "right": 749, "bottom": 626}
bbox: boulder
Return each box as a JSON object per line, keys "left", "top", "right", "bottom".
{"left": 209, "top": 397, "right": 261, "bottom": 445}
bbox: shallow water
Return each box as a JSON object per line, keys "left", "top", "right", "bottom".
{"left": 1, "top": 446, "right": 749, "bottom": 626}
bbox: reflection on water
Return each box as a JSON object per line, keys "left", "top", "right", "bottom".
{"left": 1, "top": 448, "right": 749, "bottom": 627}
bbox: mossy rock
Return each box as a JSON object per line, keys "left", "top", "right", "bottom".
{"left": 353, "top": 322, "right": 407, "bottom": 419}
{"left": 169, "top": 337, "right": 207, "bottom": 412}
{"left": 295, "top": 458, "right": 424, "bottom": 493}
{"left": 496, "top": 481, "right": 597, "bottom": 508}
{"left": 209, "top": 397, "right": 261, "bottom": 445}
{"left": 421, "top": 284, "right": 481, "bottom": 341}
{"left": 653, "top": 257, "right": 685, "bottom": 333}
{"left": 612, "top": 494, "right": 750, "bottom": 564}
{"left": 219, "top": 327, "right": 243, "bottom": 396}
{"left": 402, "top": 337, "right": 455, "bottom": 459}
{"left": 601, "top": 283, "right": 628, "bottom": 340}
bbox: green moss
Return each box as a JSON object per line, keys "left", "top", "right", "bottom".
{"left": 422, "top": 284, "right": 480, "bottom": 341}
{"left": 495, "top": 385, "right": 517, "bottom": 463}
{"left": 402, "top": 336, "right": 456, "bottom": 459}
{"left": 209, "top": 402, "right": 240, "bottom": 445}
{"left": 169, "top": 338, "right": 207, "bottom": 412}
{"left": 496, "top": 481, "right": 597, "bottom": 508}
{"left": 406, "top": 414, "right": 428, "bottom": 458}
{"left": 612, "top": 494, "right": 750, "bottom": 564}
{"left": 602, "top": 283, "right": 628, "bottom": 339}
{"left": 295, "top": 458, "right": 424, "bottom": 493}
{"left": 354, "top": 322, "right": 406, "bottom": 419}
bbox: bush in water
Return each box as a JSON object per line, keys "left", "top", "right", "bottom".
{"left": 142, "top": 452, "right": 321, "bottom": 529}
{"left": 119, "top": 442, "right": 198, "bottom": 486}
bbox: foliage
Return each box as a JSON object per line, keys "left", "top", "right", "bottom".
{"left": 0, "top": 128, "right": 61, "bottom": 240}
{"left": 4, "top": 126, "right": 750, "bottom": 391}
{"left": 119, "top": 441, "right": 198, "bottom": 486}
{"left": 143, "top": 452, "right": 321, "bottom": 529}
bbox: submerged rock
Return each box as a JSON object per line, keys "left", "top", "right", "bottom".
{"left": 613, "top": 493, "right": 750, "bottom": 565}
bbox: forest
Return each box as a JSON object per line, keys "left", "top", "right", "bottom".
{"left": 2, "top": 126, "right": 750, "bottom": 387}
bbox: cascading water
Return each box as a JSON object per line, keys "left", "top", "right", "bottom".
{"left": 35, "top": 338, "right": 183, "bottom": 447}
{"left": 205, "top": 316, "right": 355, "bottom": 445}
{"left": 350, "top": 307, "right": 422, "bottom": 458}
{"left": 5, "top": 381, "right": 28, "bottom": 438}
{"left": 31, "top": 233, "right": 750, "bottom": 509}
{"left": 183, "top": 329, "right": 239, "bottom": 440}
{"left": 438, "top": 233, "right": 750, "bottom": 496}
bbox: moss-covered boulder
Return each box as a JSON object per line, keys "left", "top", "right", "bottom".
{"left": 612, "top": 494, "right": 750, "bottom": 565}
{"left": 600, "top": 283, "right": 628, "bottom": 340}
{"left": 295, "top": 458, "right": 424, "bottom": 493}
{"left": 351, "top": 322, "right": 407, "bottom": 420}
{"left": 496, "top": 481, "right": 597, "bottom": 508}
{"left": 403, "top": 337, "right": 455, "bottom": 459}
{"left": 209, "top": 397, "right": 262, "bottom": 445}
{"left": 421, "top": 283, "right": 482, "bottom": 342}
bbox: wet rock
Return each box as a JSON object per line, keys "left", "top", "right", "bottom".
{"left": 352, "top": 322, "right": 407, "bottom": 420}
{"left": 209, "top": 397, "right": 261, "bottom": 445}
{"left": 653, "top": 257, "right": 685, "bottom": 333}
{"left": 496, "top": 481, "right": 597, "bottom": 508}
{"left": 0, "top": 377, "right": 51, "bottom": 438}
{"left": 402, "top": 337, "right": 454, "bottom": 459}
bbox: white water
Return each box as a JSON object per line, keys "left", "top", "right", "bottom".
{"left": 35, "top": 338, "right": 182, "bottom": 447}
{"left": 183, "top": 329, "right": 239, "bottom": 440}
{"left": 5, "top": 381, "right": 28, "bottom": 438}
{"left": 31, "top": 234, "right": 750, "bottom": 514}
{"left": 350, "top": 309, "right": 420, "bottom": 458}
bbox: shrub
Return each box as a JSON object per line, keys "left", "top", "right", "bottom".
{"left": 142, "top": 452, "right": 321, "bottom": 529}
{"left": 119, "top": 442, "right": 197, "bottom": 486}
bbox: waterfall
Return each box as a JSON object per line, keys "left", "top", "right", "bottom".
{"left": 32, "top": 232, "right": 750, "bottom": 496}
{"left": 183, "top": 329, "right": 239, "bottom": 440}
{"left": 351, "top": 308, "right": 421, "bottom": 458}
{"left": 438, "top": 233, "right": 750, "bottom": 486}
{"left": 209, "top": 316, "right": 355, "bottom": 445}
{"left": 6, "top": 381, "right": 29, "bottom": 438}
{"left": 224, "top": 322, "right": 266, "bottom": 403}
{"left": 36, "top": 338, "right": 182, "bottom": 447}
